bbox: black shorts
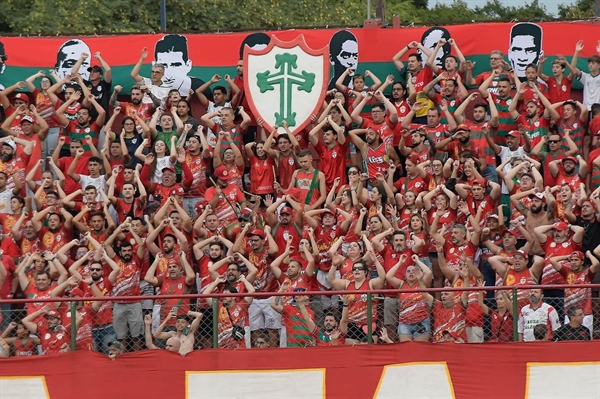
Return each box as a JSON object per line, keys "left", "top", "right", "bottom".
{"left": 347, "top": 322, "right": 377, "bottom": 343}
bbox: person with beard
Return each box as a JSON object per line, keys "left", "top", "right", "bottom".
{"left": 193, "top": 205, "right": 221, "bottom": 239}
{"left": 551, "top": 251, "right": 598, "bottom": 336}
{"left": 270, "top": 236, "right": 316, "bottom": 304}
{"left": 533, "top": 132, "right": 577, "bottom": 188}
{"left": 549, "top": 156, "right": 588, "bottom": 196}
{"left": 72, "top": 207, "right": 115, "bottom": 247}
{"left": 110, "top": 85, "right": 156, "bottom": 131}
{"left": 69, "top": 253, "right": 120, "bottom": 354}
{"left": 509, "top": 83, "right": 560, "bottom": 148}
{"left": 452, "top": 93, "right": 499, "bottom": 183}
{"left": 565, "top": 199, "right": 600, "bottom": 253}
{"left": 557, "top": 100, "right": 589, "bottom": 156}
{"left": 204, "top": 275, "right": 255, "bottom": 349}
{"left": 534, "top": 221, "right": 585, "bottom": 320}
{"left": 401, "top": 102, "right": 457, "bottom": 162}
{"left": 144, "top": 251, "right": 195, "bottom": 332}
{"left": 270, "top": 286, "right": 314, "bottom": 348}
{"left": 1, "top": 103, "right": 48, "bottom": 182}
{"left": 145, "top": 219, "right": 190, "bottom": 272}
{"left": 372, "top": 229, "right": 424, "bottom": 338}
{"left": 518, "top": 288, "right": 561, "bottom": 341}
{"left": 435, "top": 123, "right": 482, "bottom": 165}
{"left": 22, "top": 305, "right": 82, "bottom": 354}
{"left": 204, "top": 166, "right": 247, "bottom": 231}
{"left": 478, "top": 72, "right": 518, "bottom": 147}
{"left": 56, "top": 93, "right": 106, "bottom": 154}
{"left": 232, "top": 225, "right": 280, "bottom": 346}
{"left": 351, "top": 91, "right": 398, "bottom": 149}
{"left": 30, "top": 205, "right": 73, "bottom": 254}
{"left": 489, "top": 248, "right": 543, "bottom": 309}
{"left": 0, "top": 136, "right": 32, "bottom": 196}
{"left": 103, "top": 237, "right": 146, "bottom": 350}
{"left": 423, "top": 74, "right": 468, "bottom": 124}
{"left": 10, "top": 213, "right": 41, "bottom": 257}
{"left": 140, "top": 150, "right": 193, "bottom": 208}
{"left": 300, "top": 296, "right": 349, "bottom": 346}
{"left": 265, "top": 195, "right": 304, "bottom": 257}
{"left": 511, "top": 188, "right": 556, "bottom": 249}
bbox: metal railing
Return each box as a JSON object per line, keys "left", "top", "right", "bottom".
{"left": 0, "top": 284, "right": 597, "bottom": 355}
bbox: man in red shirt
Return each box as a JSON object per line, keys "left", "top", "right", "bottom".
{"left": 538, "top": 55, "right": 577, "bottom": 107}
{"left": 104, "top": 240, "right": 147, "bottom": 350}
{"left": 351, "top": 91, "right": 399, "bottom": 148}
{"left": 52, "top": 137, "right": 101, "bottom": 196}
{"left": 308, "top": 116, "right": 348, "bottom": 191}
{"left": 0, "top": 82, "right": 41, "bottom": 135}
{"left": 144, "top": 251, "right": 195, "bottom": 330}
{"left": 31, "top": 206, "right": 73, "bottom": 254}
{"left": 205, "top": 165, "right": 247, "bottom": 230}
{"left": 233, "top": 225, "right": 280, "bottom": 346}
{"left": 22, "top": 306, "right": 82, "bottom": 354}
{"left": 140, "top": 150, "right": 194, "bottom": 207}
{"left": 430, "top": 210, "right": 480, "bottom": 286}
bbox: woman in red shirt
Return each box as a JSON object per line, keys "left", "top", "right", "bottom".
{"left": 245, "top": 141, "right": 275, "bottom": 197}
{"left": 477, "top": 282, "right": 514, "bottom": 342}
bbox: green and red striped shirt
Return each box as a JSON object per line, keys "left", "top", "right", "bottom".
{"left": 282, "top": 304, "right": 314, "bottom": 347}
{"left": 489, "top": 93, "right": 517, "bottom": 146}
{"left": 558, "top": 117, "right": 587, "bottom": 154}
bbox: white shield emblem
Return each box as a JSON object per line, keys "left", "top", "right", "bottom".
{"left": 244, "top": 35, "right": 329, "bottom": 136}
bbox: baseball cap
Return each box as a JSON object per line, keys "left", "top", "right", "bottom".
{"left": 471, "top": 178, "right": 486, "bottom": 187}
{"left": 87, "top": 65, "right": 103, "bottom": 73}
{"left": 563, "top": 156, "right": 578, "bottom": 164}
{"left": 249, "top": 229, "right": 266, "bottom": 239}
{"left": 455, "top": 123, "right": 471, "bottom": 132}
{"left": 503, "top": 228, "right": 517, "bottom": 237}
{"left": 514, "top": 250, "right": 528, "bottom": 260}
{"left": 323, "top": 209, "right": 336, "bottom": 217}
{"left": 162, "top": 166, "right": 176, "bottom": 174}
{"left": 528, "top": 192, "right": 545, "bottom": 202}
{"left": 13, "top": 93, "right": 29, "bottom": 104}
{"left": 46, "top": 310, "right": 61, "bottom": 319}
{"left": 214, "top": 166, "right": 232, "bottom": 181}
{"left": 486, "top": 214, "right": 499, "bottom": 220}
{"left": 553, "top": 221, "right": 569, "bottom": 231}
{"left": 507, "top": 130, "right": 521, "bottom": 138}
{"left": 109, "top": 341, "right": 123, "bottom": 350}
{"left": 69, "top": 288, "right": 85, "bottom": 298}
{"left": 553, "top": 222, "right": 569, "bottom": 231}
{"left": 170, "top": 187, "right": 185, "bottom": 196}
{"left": 570, "top": 251, "right": 585, "bottom": 260}
{"left": 20, "top": 115, "right": 34, "bottom": 124}
{"left": 280, "top": 206, "right": 293, "bottom": 215}
{"left": 1, "top": 140, "right": 16, "bottom": 151}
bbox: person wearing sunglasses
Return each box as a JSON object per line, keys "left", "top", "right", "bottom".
{"left": 530, "top": 132, "right": 578, "bottom": 187}
{"left": 330, "top": 251, "right": 386, "bottom": 344}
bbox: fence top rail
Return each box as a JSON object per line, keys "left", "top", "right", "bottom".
{"left": 2, "top": 284, "right": 598, "bottom": 304}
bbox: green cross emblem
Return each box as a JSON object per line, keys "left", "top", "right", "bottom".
{"left": 256, "top": 53, "right": 315, "bottom": 127}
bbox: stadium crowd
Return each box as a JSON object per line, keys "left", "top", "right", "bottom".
{"left": 0, "top": 36, "right": 599, "bottom": 358}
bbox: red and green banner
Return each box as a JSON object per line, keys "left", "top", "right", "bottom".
{"left": 0, "top": 21, "right": 597, "bottom": 93}
{"left": 0, "top": 342, "right": 598, "bottom": 398}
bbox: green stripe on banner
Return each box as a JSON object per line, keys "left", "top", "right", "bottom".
{"left": 1, "top": 55, "right": 585, "bottom": 95}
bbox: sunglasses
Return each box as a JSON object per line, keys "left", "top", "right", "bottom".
{"left": 90, "top": 268, "right": 102, "bottom": 272}
{"left": 348, "top": 170, "right": 359, "bottom": 175}
{"left": 352, "top": 267, "right": 366, "bottom": 272}
{"left": 548, "top": 140, "right": 560, "bottom": 143}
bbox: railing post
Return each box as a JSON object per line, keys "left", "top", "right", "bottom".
{"left": 367, "top": 293, "right": 373, "bottom": 344}
{"left": 512, "top": 288, "right": 518, "bottom": 342}
{"left": 70, "top": 301, "right": 77, "bottom": 351}
{"left": 212, "top": 298, "right": 218, "bottom": 349}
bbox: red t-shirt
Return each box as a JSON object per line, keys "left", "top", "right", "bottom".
{"left": 315, "top": 141, "right": 348, "bottom": 192}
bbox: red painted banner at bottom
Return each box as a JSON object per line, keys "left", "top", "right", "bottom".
{"left": 0, "top": 342, "right": 599, "bottom": 399}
